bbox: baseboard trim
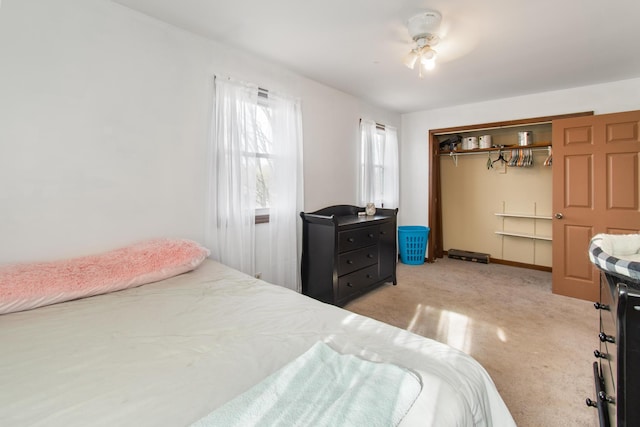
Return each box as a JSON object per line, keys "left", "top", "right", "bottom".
{"left": 491, "top": 258, "right": 552, "bottom": 272}
{"left": 441, "top": 251, "right": 552, "bottom": 272}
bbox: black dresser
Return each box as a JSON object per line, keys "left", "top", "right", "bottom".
{"left": 300, "top": 205, "right": 397, "bottom": 306}
{"left": 590, "top": 271, "right": 640, "bottom": 427}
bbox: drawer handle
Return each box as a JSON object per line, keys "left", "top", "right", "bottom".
{"left": 367, "top": 254, "right": 374, "bottom": 258}
{"left": 598, "top": 391, "right": 615, "bottom": 404}
{"left": 594, "top": 302, "right": 609, "bottom": 311}
{"left": 585, "top": 398, "right": 597, "bottom": 408}
{"left": 593, "top": 350, "right": 607, "bottom": 359}
{"left": 346, "top": 282, "right": 353, "bottom": 288}
{"left": 599, "top": 332, "right": 615, "bottom": 344}
{"left": 346, "top": 260, "right": 354, "bottom": 265}
{"left": 366, "top": 274, "right": 373, "bottom": 279}
{"left": 368, "top": 233, "right": 374, "bottom": 238}
{"left": 347, "top": 237, "right": 355, "bottom": 243}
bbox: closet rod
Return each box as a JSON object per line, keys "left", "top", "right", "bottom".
{"left": 447, "top": 147, "right": 550, "bottom": 157}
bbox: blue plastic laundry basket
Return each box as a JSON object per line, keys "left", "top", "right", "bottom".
{"left": 398, "top": 226, "right": 430, "bottom": 265}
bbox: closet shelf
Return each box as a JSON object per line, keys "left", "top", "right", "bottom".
{"left": 495, "top": 231, "right": 552, "bottom": 241}
{"left": 494, "top": 213, "right": 552, "bottom": 220}
{"left": 440, "top": 141, "right": 552, "bottom": 155}
{"left": 495, "top": 204, "right": 552, "bottom": 242}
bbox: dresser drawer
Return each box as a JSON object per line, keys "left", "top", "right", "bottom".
{"left": 337, "top": 265, "right": 379, "bottom": 301}
{"left": 599, "top": 320, "right": 616, "bottom": 401}
{"left": 601, "top": 279, "right": 616, "bottom": 331}
{"left": 338, "top": 246, "right": 378, "bottom": 276}
{"left": 338, "top": 226, "right": 379, "bottom": 253}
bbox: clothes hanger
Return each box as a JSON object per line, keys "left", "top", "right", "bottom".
{"left": 492, "top": 149, "right": 507, "bottom": 166}
{"left": 544, "top": 146, "right": 553, "bottom": 166}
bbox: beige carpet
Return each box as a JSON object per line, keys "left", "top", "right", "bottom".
{"left": 345, "top": 257, "right": 599, "bottom": 427}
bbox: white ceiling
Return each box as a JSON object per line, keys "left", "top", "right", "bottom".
{"left": 113, "top": 0, "right": 640, "bottom": 114}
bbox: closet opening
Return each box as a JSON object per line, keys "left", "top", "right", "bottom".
{"left": 427, "top": 111, "right": 593, "bottom": 271}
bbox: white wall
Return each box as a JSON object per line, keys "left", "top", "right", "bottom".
{"left": 0, "top": 0, "right": 400, "bottom": 263}
{"left": 399, "top": 78, "right": 640, "bottom": 231}
{"left": 4, "top": 0, "right": 637, "bottom": 265}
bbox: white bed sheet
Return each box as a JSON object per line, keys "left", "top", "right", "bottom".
{"left": 0, "top": 260, "right": 515, "bottom": 427}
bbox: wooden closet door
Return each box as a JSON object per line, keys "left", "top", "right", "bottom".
{"left": 552, "top": 110, "right": 640, "bottom": 301}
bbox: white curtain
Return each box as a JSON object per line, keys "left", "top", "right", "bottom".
{"left": 206, "top": 78, "right": 258, "bottom": 276}
{"left": 206, "top": 77, "right": 304, "bottom": 292}
{"left": 264, "top": 92, "right": 304, "bottom": 292}
{"left": 358, "top": 120, "right": 399, "bottom": 209}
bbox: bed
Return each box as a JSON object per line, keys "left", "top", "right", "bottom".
{"left": 0, "top": 239, "right": 516, "bottom": 426}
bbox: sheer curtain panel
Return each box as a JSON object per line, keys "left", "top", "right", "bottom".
{"left": 265, "top": 92, "right": 304, "bottom": 292}
{"left": 358, "top": 120, "right": 399, "bottom": 209}
{"left": 382, "top": 126, "right": 399, "bottom": 209}
{"left": 206, "top": 78, "right": 258, "bottom": 276}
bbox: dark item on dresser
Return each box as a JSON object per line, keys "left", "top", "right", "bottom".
{"left": 300, "top": 205, "right": 397, "bottom": 306}
{"left": 588, "top": 234, "right": 640, "bottom": 427}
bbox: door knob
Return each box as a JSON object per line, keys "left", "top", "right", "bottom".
{"left": 555, "top": 213, "right": 564, "bottom": 219}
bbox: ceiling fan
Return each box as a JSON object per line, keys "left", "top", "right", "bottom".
{"left": 403, "top": 10, "right": 442, "bottom": 77}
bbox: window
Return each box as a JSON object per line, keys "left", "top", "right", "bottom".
{"left": 254, "top": 92, "right": 273, "bottom": 223}
{"left": 358, "top": 120, "right": 399, "bottom": 209}
{"left": 363, "top": 125, "right": 386, "bottom": 205}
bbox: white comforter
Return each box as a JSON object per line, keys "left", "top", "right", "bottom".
{"left": 0, "top": 260, "right": 515, "bottom": 426}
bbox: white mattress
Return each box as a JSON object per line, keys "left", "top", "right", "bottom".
{"left": 0, "top": 260, "right": 516, "bottom": 426}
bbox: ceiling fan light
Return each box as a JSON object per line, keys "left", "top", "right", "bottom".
{"left": 420, "top": 47, "right": 437, "bottom": 61}
{"left": 421, "top": 57, "right": 436, "bottom": 71}
{"left": 404, "top": 9, "right": 442, "bottom": 77}
{"left": 403, "top": 50, "right": 418, "bottom": 69}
